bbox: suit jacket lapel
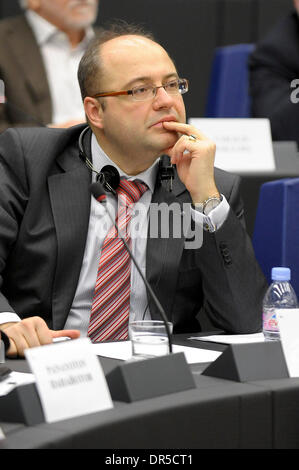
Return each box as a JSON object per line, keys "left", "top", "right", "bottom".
{"left": 48, "top": 132, "right": 91, "bottom": 330}
{"left": 146, "top": 171, "right": 191, "bottom": 321}
{"left": 6, "top": 15, "right": 52, "bottom": 124}
{"left": 48, "top": 136, "right": 193, "bottom": 328}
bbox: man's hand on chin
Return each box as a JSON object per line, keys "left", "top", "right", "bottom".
{"left": 162, "top": 121, "right": 219, "bottom": 203}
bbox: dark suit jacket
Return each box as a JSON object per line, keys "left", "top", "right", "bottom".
{"left": 249, "top": 10, "right": 299, "bottom": 146}
{"left": 0, "top": 14, "right": 52, "bottom": 131}
{"left": 0, "top": 125, "right": 267, "bottom": 334}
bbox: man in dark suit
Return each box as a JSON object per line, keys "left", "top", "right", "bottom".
{"left": 0, "top": 23, "right": 267, "bottom": 356}
{"left": 0, "top": 0, "right": 99, "bottom": 132}
{"left": 249, "top": 1, "right": 299, "bottom": 146}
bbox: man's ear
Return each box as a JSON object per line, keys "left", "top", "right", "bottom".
{"left": 84, "top": 97, "right": 104, "bottom": 129}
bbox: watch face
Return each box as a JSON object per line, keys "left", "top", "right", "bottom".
{"left": 203, "top": 198, "right": 221, "bottom": 215}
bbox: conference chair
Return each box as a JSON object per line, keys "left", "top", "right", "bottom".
{"left": 252, "top": 178, "right": 299, "bottom": 297}
{"left": 205, "top": 43, "right": 254, "bottom": 118}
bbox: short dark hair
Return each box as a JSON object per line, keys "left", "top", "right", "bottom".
{"left": 78, "top": 20, "right": 156, "bottom": 101}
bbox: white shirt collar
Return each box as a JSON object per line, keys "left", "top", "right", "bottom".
{"left": 91, "top": 133, "right": 159, "bottom": 194}
{"left": 25, "top": 10, "right": 94, "bottom": 48}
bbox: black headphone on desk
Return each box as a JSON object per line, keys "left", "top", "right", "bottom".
{"left": 78, "top": 126, "right": 175, "bottom": 192}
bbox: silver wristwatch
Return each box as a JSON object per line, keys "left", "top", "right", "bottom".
{"left": 193, "top": 195, "right": 222, "bottom": 216}
{"left": 203, "top": 196, "right": 222, "bottom": 215}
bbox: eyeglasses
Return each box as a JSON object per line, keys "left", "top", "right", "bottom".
{"left": 92, "top": 78, "right": 189, "bottom": 102}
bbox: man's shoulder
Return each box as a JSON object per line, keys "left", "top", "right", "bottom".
{"left": 0, "top": 124, "right": 87, "bottom": 157}
{"left": 0, "top": 125, "right": 88, "bottom": 179}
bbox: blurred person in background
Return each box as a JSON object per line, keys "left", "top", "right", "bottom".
{"left": 0, "top": 0, "right": 100, "bottom": 132}
{"left": 249, "top": 0, "right": 299, "bottom": 147}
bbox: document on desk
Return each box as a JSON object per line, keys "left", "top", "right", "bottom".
{"left": 189, "top": 333, "right": 265, "bottom": 344}
{"left": 92, "top": 341, "right": 222, "bottom": 364}
{"left": 0, "top": 371, "right": 35, "bottom": 397}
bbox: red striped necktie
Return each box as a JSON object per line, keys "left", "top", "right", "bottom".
{"left": 88, "top": 179, "right": 148, "bottom": 342}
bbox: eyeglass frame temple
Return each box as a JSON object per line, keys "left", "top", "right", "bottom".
{"left": 92, "top": 79, "right": 188, "bottom": 99}
{"left": 93, "top": 90, "right": 132, "bottom": 98}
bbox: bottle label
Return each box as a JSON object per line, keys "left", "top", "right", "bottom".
{"left": 263, "top": 309, "right": 279, "bottom": 332}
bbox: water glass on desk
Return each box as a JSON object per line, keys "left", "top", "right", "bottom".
{"left": 129, "top": 320, "right": 173, "bottom": 360}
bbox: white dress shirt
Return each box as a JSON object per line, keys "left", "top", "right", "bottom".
{"left": 64, "top": 134, "right": 159, "bottom": 334}
{"left": 25, "top": 10, "right": 94, "bottom": 125}
{"left": 0, "top": 134, "right": 230, "bottom": 331}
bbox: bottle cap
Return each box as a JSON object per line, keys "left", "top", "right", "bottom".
{"left": 271, "top": 267, "right": 291, "bottom": 281}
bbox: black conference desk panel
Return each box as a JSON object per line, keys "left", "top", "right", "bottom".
{"left": 0, "top": 377, "right": 271, "bottom": 449}
{"left": 248, "top": 378, "right": 299, "bottom": 449}
{"left": 0, "top": 335, "right": 288, "bottom": 450}
{"left": 2, "top": 335, "right": 299, "bottom": 449}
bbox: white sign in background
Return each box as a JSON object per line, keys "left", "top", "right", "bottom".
{"left": 277, "top": 309, "right": 299, "bottom": 377}
{"left": 25, "top": 338, "right": 113, "bottom": 423}
{"left": 188, "top": 118, "right": 275, "bottom": 173}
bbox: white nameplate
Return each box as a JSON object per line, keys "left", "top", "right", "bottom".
{"left": 0, "top": 426, "right": 5, "bottom": 440}
{"left": 25, "top": 338, "right": 113, "bottom": 423}
{"left": 0, "top": 79, "right": 5, "bottom": 104}
{"left": 277, "top": 309, "right": 299, "bottom": 377}
{"left": 188, "top": 118, "right": 275, "bottom": 173}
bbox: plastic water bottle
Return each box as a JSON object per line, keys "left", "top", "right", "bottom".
{"left": 263, "top": 267, "right": 298, "bottom": 341}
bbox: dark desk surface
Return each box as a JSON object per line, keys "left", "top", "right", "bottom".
{"left": 1, "top": 334, "right": 299, "bottom": 449}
